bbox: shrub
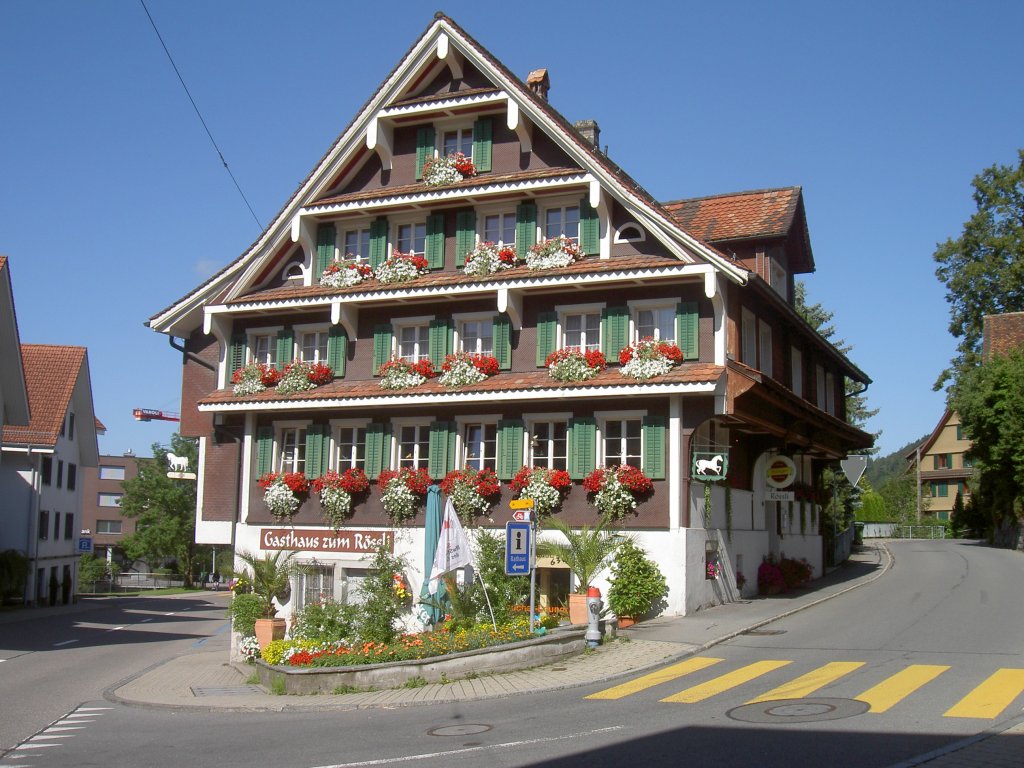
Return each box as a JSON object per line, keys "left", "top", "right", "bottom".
{"left": 359, "top": 546, "right": 411, "bottom": 644}
{"left": 227, "top": 592, "right": 265, "bottom": 636}
{"left": 291, "top": 600, "right": 362, "bottom": 643}
{"left": 778, "top": 556, "right": 813, "bottom": 589}
{"left": 607, "top": 539, "right": 666, "bottom": 620}
{"left": 757, "top": 558, "right": 785, "bottom": 595}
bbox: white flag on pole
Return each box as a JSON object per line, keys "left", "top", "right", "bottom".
{"left": 429, "top": 497, "right": 472, "bottom": 594}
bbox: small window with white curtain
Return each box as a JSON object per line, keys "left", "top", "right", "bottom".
{"left": 294, "top": 564, "right": 335, "bottom": 612}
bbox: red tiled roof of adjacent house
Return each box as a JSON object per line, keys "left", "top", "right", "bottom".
{"left": 2, "top": 345, "right": 85, "bottom": 447}
{"left": 198, "top": 363, "right": 726, "bottom": 407}
{"left": 227, "top": 253, "right": 694, "bottom": 305}
{"left": 661, "top": 187, "right": 803, "bottom": 243}
{"left": 983, "top": 312, "right": 1024, "bottom": 361}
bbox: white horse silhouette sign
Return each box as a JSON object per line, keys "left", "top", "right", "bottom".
{"left": 692, "top": 452, "right": 728, "bottom": 481}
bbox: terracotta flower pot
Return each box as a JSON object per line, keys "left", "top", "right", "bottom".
{"left": 254, "top": 617, "right": 286, "bottom": 650}
{"left": 617, "top": 616, "right": 636, "bottom": 629}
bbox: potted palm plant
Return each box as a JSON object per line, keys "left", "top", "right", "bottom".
{"left": 537, "top": 517, "right": 624, "bottom": 624}
{"left": 235, "top": 550, "right": 301, "bottom": 649}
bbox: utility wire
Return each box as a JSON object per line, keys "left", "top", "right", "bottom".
{"left": 139, "top": 0, "right": 263, "bottom": 231}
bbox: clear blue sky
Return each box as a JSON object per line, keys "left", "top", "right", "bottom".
{"left": 2, "top": 1, "right": 1021, "bottom": 460}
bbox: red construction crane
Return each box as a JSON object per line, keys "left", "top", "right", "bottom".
{"left": 132, "top": 408, "right": 181, "bottom": 422}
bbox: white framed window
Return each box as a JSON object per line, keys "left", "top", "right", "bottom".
{"left": 342, "top": 226, "right": 371, "bottom": 261}
{"left": 741, "top": 307, "right": 757, "bottom": 366}
{"left": 395, "top": 422, "right": 431, "bottom": 469}
{"left": 461, "top": 422, "right": 497, "bottom": 471}
{"left": 556, "top": 303, "right": 603, "bottom": 352}
{"left": 97, "top": 520, "right": 122, "bottom": 535}
{"left": 482, "top": 212, "right": 516, "bottom": 247}
{"left": 758, "top": 321, "right": 773, "bottom": 377}
{"left": 396, "top": 221, "right": 427, "bottom": 256}
{"left": 455, "top": 315, "right": 494, "bottom": 355}
{"left": 613, "top": 223, "right": 645, "bottom": 243}
{"left": 597, "top": 411, "right": 644, "bottom": 468}
{"left": 442, "top": 126, "right": 473, "bottom": 158}
{"left": 98, "top": 465, "right": 126, "bottom": 481}
{"left": 294, "top": 564, "right": 335, "bottom": 612}
{"left": 282, "top": 261, "right": 303, "bottom": 282}
{"left": 394, "top": 319, "right": 431, "bottom": 362}
{"left": 332, "top": 421, "right": 367, "bottom": 472}
{"left": 790, "top": 347, "right": 803, "bottom": 398}
{"left": 634, "top": 303, "right": 676, "bottom": 343}
{"left": 298, "top": 327, "right": 329, "bottom": 364}
{"left": 528, "top": 420, "right": 568, "bottom": 471}
{"left": 98, "top": 493, "right": 122, "bottom": 507}
{"left": 544, "top": 204, "right": 580, "bottom": 241}
{"left": 278, "top": 426, "right": 307, "bottom": 474}
{"left": 248, "top": 327, "right": 281, "bottom": 367}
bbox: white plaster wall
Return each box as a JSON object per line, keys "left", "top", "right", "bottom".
{"left": 0, "top": 454, "right": 33, "bottom": 551}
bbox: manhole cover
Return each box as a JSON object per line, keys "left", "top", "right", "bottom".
{"left": 429, "top": 724, "right": 492, "bottom": 737}
{"left": 191, "top": 685, "right": 265, "bottom": 697}
{"left": 741, "top": 629, "right": 786, "bottom": 636}
{"left": 728, "top": 698, "right": 868, "bottom": 724}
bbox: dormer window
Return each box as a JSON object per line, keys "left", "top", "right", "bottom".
{"left": 415, "top": 117, "right": 493, "bottom": 180}
{"left": 614, "top": 223, "right": 645, "bottom": 244}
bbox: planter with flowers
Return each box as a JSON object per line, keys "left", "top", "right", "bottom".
{"left": 311, "top": 468, "right": 370, "bottom": 529}
{"left": 320, "top": 258, "right": 373, "bottom": 289}
{"left": 618, "top": 337, "right": 684, "bottom": 381}
{"left": 277, "top": 360, "right": 333, "bottom": 395}
{"left": 582, "top": 465, "right": 654, "bottom": 521}
{"left": 422, "top": 151, "right": 476, "bottom": 187}
{"left": 437, "top": 352, "right": 499, "bottom": 389}
{"left": 525, "top": 236, "right": 584, "bottom": 270}
{"left": 376, "top": 467, "right": 432, "bottom": 525}
{"left": 440, "top": 467, "right": 501, "bottom": 526}
{"left": 379, "top": 357, "right": 436, "bottom": 390}
{"left": 510, "top": 466, "right": 572, "bottom": 518}
{"left": 232, "top": 363, "right": 282, "bottom": 397}
{"left": 545, "top": 347, "right": 607, "bottom": 383}
{"left": 258, "top": 471, "right": 309, "bottom": 521}
{"left": 374, "top": 250, "right": 430, "bottom": 284}
{"left": 463, "top": 241, "right": 519, "bottom": 276}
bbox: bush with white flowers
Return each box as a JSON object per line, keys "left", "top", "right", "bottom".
{"left": 463, "top": 242, "right": 519, "bottom": 276}
{"left": 618, "top": 338, "right": 684, "bottom": 381}
{"left": 526, "top": 236, "right": 584, "bottom": 270}
{"left": 320, "top": 259, "right": 372, "bottom": 289}
{"left": 374, "top": 251, "right": 430, "bottom": 284}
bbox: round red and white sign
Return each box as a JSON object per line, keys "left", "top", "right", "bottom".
{"left": 764, "top": 455, "right": 797, "bottom": 489}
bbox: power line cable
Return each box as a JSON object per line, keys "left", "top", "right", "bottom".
{"left": 138, "top": 0, "right": 263, "bottom": 231}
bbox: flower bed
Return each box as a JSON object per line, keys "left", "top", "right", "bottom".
{"left": 422, "top": 151, "right": 476, "bottom": 187}
{"left": 618, "top": 337, "right": 684, "bottom": 381}
{"left": 379, "top": 357, "right": 436, "bottom": 390}
{"left": 231, "top": 363, "right": 282, "bottom": 396}
{"left": 374, "top": 250, "right": 430, "bottom": 284}
{"left": 463, "top": 241, "right": 519, "bottom": 276}
{"left": 376, "top": 467, "right": 432, "bottom": 525}
{"left": 510, "top": 466, "right": 572, "bottom": 517}
{"left": 582, "top": 465, "right": 654, "bottom": 520}
{"left": 526, "top": 236, "right": 583, "bottom": 270}
{"left": 258, "top": 472, "right": 309, "bottom": 521}
{"left": 311, "top": 469, "right": 370, "bottom": 529}
{"left": 440, "top": 467, "right": 501, "bottom": 525}
{"left": 437, "top": 352, "right": 499, "bottom": 389}
{"left": 545, "top": 347, "right": 606, "bottom": 383}
{"left": 320, "top": 259, "right": 372, "bottom": 289}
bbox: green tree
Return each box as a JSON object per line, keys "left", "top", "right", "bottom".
{"left": 934, "top": 149, "right": 1024, "bottom": 390}
{"left": 118, "top": 435, "right": 201, "bottom": 587}
{"left": 879, "top": 472, "right": 922, "bottom": 528}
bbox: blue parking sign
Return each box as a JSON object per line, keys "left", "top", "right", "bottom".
{"left": 78, "top": 537, "right": 93, "bottom": 553}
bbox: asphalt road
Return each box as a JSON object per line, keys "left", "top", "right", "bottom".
{"left": 3, "top": 540, "right": 1023, "bottom": 768}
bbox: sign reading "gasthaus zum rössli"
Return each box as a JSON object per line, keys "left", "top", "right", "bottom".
{"left": 260, "top": 528, "right": 393, "bottom": 553}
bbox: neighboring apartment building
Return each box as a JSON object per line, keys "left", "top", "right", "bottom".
{"left": 147, "top": 14, "right": 871, "bottom": 618}
{"left": 907, "top": 410, "right": 973, "bottom": 521}
{"left": 0, "top": 345, "right": 99, "bottom": 605}
{"left": 80, "top": 453, "right": 140, "bottom": 568}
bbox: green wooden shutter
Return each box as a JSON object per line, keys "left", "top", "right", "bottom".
{"left": 256, "top": 426, "right": 274, "bottom": 476}
{"left": 428, "top": 421, "right": 456, "bottom": 479}
{"left": 316, "top": 223, "right": 336, "bottom": 276}
{"left": 365, "top": 423, "right": 392, "bottom": 478}
{"left": 601, "top": 306, "right": 629, "bottom": 361}
{"left": 642, "top": 416, "right": 666, "bottom": 480}
{"left": 372, "top": 324, "right": 394, "bottom": 374}
{"left": 472, "top": 117, "right": 492, "bottom": 172}
{"left": 415, "top": 126, "right": 435, "bottom": 181}
{"left": 455, "top": 210, "right": 477, "bottom": 264}
{"left": 228, "top": 332, "right": 247, "bottom": 378}
{"left": 516, "top": 202, "right": 537, "bottom": 253}
{"left": 676, "top": 301, "right": 699, "bottom": 360}
{"left": 579, "top": 197, "right": 599, "bottom": 256}
{"left": 425, "top": 213, "right": 446, "bottom": 269}
{"left": 568, "top": 417, "right": 597, "bottom": 481}
{"left": 493, "top": 313, "right": 512, "bottom": 370}
{"left": 305, "top": 424, "right": 329, "bottom": 480}
{"left": 327, "top": 325, "right": 348, "bottom": 378}
{"left": 535, "top": 311, "right": 558, "bottom": 367}
{"left": 497, "top": 419, "right": 524, "bottom": 481}
{"left": 275, "top": 328, "right": 294, "bottom": 369}
{"left": 428, "top": 318, "right": 454, "bottom": 368}
{"left": 369, "top": 217, "right": 389, "bottom": 268}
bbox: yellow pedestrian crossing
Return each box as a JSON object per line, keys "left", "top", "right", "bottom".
{"left": 586, "top": 657, "right": 1024, "bottom": 720}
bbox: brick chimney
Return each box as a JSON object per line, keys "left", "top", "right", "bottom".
{"left": 574, "top": 119, "right": 601, "bottom": 150}
{"left": 527, "top": 68, "right": 550, "bottom": 101}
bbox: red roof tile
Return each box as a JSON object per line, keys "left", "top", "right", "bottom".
{"left": 2, "top": 345, "right": 86, "bottom": 446}
{"left": 983, "top": 312, "right": 1024, "bottom": 360}
{"left": 198, "top": 363, "right": 725, "bottom": 407}
{"left": 662, "top": 187, "right": 802, "bottom": 243}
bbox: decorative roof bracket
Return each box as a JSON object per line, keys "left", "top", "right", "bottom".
{"left": 366, "top": 116, "right": 394, "bottom": 172}
{"left": 506, "top": 100, "right": 532, "bottom": 154}
{"left": 436, "top": 33, "right": 463, "bottom": 81}
{"left": 331, "top": 301, "right": 359, "bottom": 339}
{"left": 497, "top": 287, "right": 523, "bottom": 328}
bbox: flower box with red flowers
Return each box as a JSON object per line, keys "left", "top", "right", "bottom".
{"left": 440, "top": 467, "right": 501, "bottom": 524}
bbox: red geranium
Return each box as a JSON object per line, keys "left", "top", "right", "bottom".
{"left": 582, "top": 465, "right": 653, "bottom": 495}
{"left": 312, "top": 468, "right": 369, "bottom": 495}
{"left": 232, "top": 363, "right": 282, "bottom": 387}
{"left": 618, "top": 338, "right": 684, "bottom": 367}
{"left": 441, "top": 467, "right": 500, "bottom": 498}
{"left": 379, "top": 357, "right": 437, "bottom": 379}
{"left": 306, "top": 362, "right": 334, "bottom": 386}
{"left": 511, "top": 466, "right": 572, "bottom": 493}
{"left": 377, "top": 467, "right": 432, "bottom": 495}
{"left": 439, "top": 352, "right": 498, "bottom": 377}
{"left": 497, "top": 246, "right": 517, "bottom": 266}
{"left": 258, "top": 471, "right": 309, "bottom": 494}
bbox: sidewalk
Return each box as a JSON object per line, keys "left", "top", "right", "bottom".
{"left": 105, "top": 542, "right": 1023, "bottom": 766}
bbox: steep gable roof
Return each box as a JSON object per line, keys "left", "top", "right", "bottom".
{"left": 148, "top": 13, "right": 748, "bottom": 337}
{"left": 904, "top": 409, "right": 958, "bottom": 462}
{"left": 2, "top": 345, "right": 86, "bottom": 447}
{"left": 0, "top": 256, "right": 30, "bottom": 427}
